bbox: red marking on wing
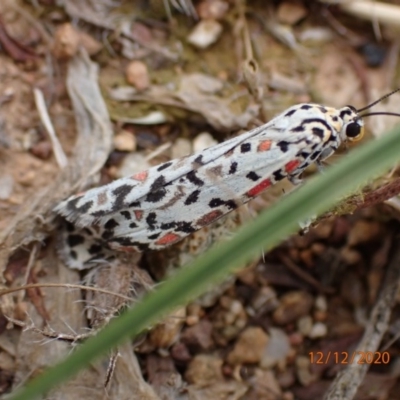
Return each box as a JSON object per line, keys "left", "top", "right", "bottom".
{"left": 197, "top": 210, "right": 223, "bottom": 227}
{"left": 131, "top": 171, "right": 148, "bottom": 181}
{"left": 285, "top": 160, "right": 300, "bottom": 173}
{"left": 109, "top": 244, "right": 137, "bottom": 253}
{"left": 258, "top": 140, "right": 272, "bottom": 152}
{"left": 155, "top": 233, "right": 182, "bottom": 246}
{"left": 247, "top": 178, "right": 272, "bottom": 197}
{"left": 134, "top": 210, "right": 143, "bottom": 221}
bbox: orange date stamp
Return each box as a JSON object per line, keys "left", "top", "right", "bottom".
{"left": 309, "top": 351, "right": 390, "bottom": 365}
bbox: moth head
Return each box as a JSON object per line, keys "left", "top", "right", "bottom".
{"left": 339, "top": 105, "right": 365, "bottom": 143}
{"left": 343, "top": 88, "right": 400, "bottom": 142}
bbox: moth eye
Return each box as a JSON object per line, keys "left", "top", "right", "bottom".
{"left": 345, "top": 122, "right": 364, "bottom": 142}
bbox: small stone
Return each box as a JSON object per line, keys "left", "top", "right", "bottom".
{"left": 248, "top": 369, "right": 282, "bottom": 399}
{"left": 148, "top": 307, "right": 186, "bottom": 348}
{"left": 227, "top": 327, "right": 269, "bottom": 365}
{"left": 188, "top": 20, "right": 223, "bottom": 49}
{"left": 126, "top": 60, "right": 150, "bottom": 91}
{"left": 347, "top": 220, "right": 382, "bottom": 246}
{"left": 171, "top": 342, "right": 191, "bottom": 363}
{"left": 0, "top": 174, "right": 14, "bottom": 199}
{"left": 30, "top": 141, "right": 52, "bottom": 159}
{"left": 260, "top": 327, "right": 291, "bottom": 369}
{"left": 185, "top": 354, "right": 223, "bottom": 385}
{"left": 197, "top": 0, "right": 229, "bottom": 20}
{"left": 308, "top": 322, "right": 328, "bottom": 339}
{"left": 340, "top": 246, "right": 362, "bottom": 265}
{"left": 181, "top": 319, "right": 214, "bottom": 350}
{"left": 193, "top": 132, "right": 218, "bottom": 152}
{"left": 113, "top": 130, "right": 136, "bottom": 152}
{"left": 52, "top": 23, "right": 79, "bottom": 59}
{"left": 273, "top": 291, "right": 313, "bottom": 325}
{"left": 277, "top": 1, "right": 307, "bottom": 25}
{"left": 315, "top": 295, "right": 328, "bottom": 313}
{"left": 16, "top": 170, "right": 36, "bottom": 186}
{"left": 296, "top": 356, "right": 317, "bottom": 386}
{"left": 297, "top": 315, "right": 313, "bottom": 336}
{"left": 171, "top": 138, "right": 192, "bottom": 159}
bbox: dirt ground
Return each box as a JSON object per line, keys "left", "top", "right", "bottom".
{"left": 2, "top": 1, "right": 400, "bottom": 399}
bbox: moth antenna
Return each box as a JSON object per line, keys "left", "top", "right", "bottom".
{"left": 359, "top": 112, "right": 400, "bottom": 118}
{"left": 357, "top": 88, "right": 400, "bottom": 113}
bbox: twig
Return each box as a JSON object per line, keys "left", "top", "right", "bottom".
{"left": 0, "top": 282, "right": 133, "bottom": 302}
{"left": 323, "top": 234, "right": 400, "bottom": 400}
{"left": 33, "top": 88, "right": 68, "bottom": 169}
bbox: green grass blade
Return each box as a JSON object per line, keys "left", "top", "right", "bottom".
{"left": 9, "top": 124, "right": 400, "bottom": 400}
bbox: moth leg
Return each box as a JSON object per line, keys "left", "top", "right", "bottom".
{"left": 288, "top": 174, "right": 303, "bottom": 185}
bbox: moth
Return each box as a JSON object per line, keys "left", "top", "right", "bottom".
{"left": 55, "top": 90, "right": 400, "bottom": 269}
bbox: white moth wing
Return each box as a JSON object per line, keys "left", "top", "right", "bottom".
{"left": 93, "top": 130, "right": 323, "bottom": 251}
{"left": 55, "top": 112, "right": 290, "bottom": 227}
{"left": 55, "top": 104, "right": 331, "bottom": 233}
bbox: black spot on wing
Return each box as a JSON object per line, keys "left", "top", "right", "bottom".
{"left": 225, "top": 200, "right": 238, "bottom": 210}
{"left": 147, "top": 232, "right": 161, "bottom": 240}
{"left": 88, "top": 244, "right": 103, "bottom": 255}
{"left": 284, "top": 109, "right": 296, "bottom": 117}
{"left": 129, "top": 222, "right": 138, "bottom": 228}
{"left": 70, "top": 250, "right": 78, "bottom": 260}
{"left": 186, "top": 171, "right": 204, "bottom": 186}
{"left": 175, "top": 221, "right": 196, "bottom": 233}
{"left": 291, "top": 125, "right": 305, "bottom": 133}
{"left": 112, "top": 185, "right": 134, "bottom": 210}
{"left": 157, "top": 161, "right": 173, "bottom": 171}
{"left": 146, "top": 212, "right": 157, "bottom": 230}
{"left": 277, "top": 141, "right": 290, "bottom": 152}
{"left": 110, "top": 237, "right": 149, "bottom": 251}
{"left": 209, "top": 198, "right": 225, "bottom": 208}
{"left": 120, "top": 211, "right": 131, "bottom": 220}
{"left": 67, "top": 234, "right": 85, "bottom": 247}
{"left": 246, "top": 171, "right": 261, "bottom": 181}
{"left": 273, "top": 169, "right": 286, "bottom": 181}
{"left": 300, "top": 151, "right": 310, "bottom": 159}
{"left": 129, "top": 201, "right": 141, "bottom": 208}
{"left": 104, "top": 218, "right": 119, "bottom": 230}
{"left": 300, "top": 104, "right": 313, "bottom": 110}
{"left": 184, "top": 190, "right": 200, "bottom": 205}
{"left": 194, "top": 155, "right": 204, "bottom": 165}
{"left": 65, "top": 221, "right": 75, "bottom": 232}
{"left": 311, "top": 127, "right": 325, "bottom": 139}
{"left": 145, "top": 176, "right": 167, "bottom": 203}
{"left": 67, "top": 197, "right": 93, "bottom": 215}
{"left": 160, "top": 222, "right": 177, "bottom": 230}
{"left": 102, "top": 230, "right": 113, "bottom": 240}
{"left": 318, "top": 107, "right": 327, "bottom": 113}
{"left": 240, "top": 143, "right": 251, "bottom": 153}
{"left": 229, "top": 162, "right": 238, "bottom": 175}
{"left": 209, "top": 198, "right": 237, "bottom": 210}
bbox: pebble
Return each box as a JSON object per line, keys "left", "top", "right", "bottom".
{"left": 148, "top": 307, "right": 186, "bottom": 349}
{"left": 308, "top": 322, "right": 328, "bottom": 339}
{"left": 273, "top": 291, "right": 314, "bottom": 325}
{"left": 113, "top": 130, "right": 136, "bottom": 152}
{"left": 227, "top": 327, "right": 269, "bottom": 365}
{"left": 347, "top": 220, "right": 382, "bottom": 246}
{"left": 126, "top": 60, "right": 150, "bottom": 91}
{"left": 185, "top": 354, "right": 223, "bottom": 385}
{"left": 297, "top": 315, "right": 313, "bottom": 336}
{"left": 197, "top": 0, "right": 229, "bottom": 20}
{"left": 260, "top": 327, "right": 291, "bottom": 369}
{"left": 0, "top": 174, "right": 14, "bottom": 199}
{"left": 188, "top": 20, "right": 223, "bottom": 49}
